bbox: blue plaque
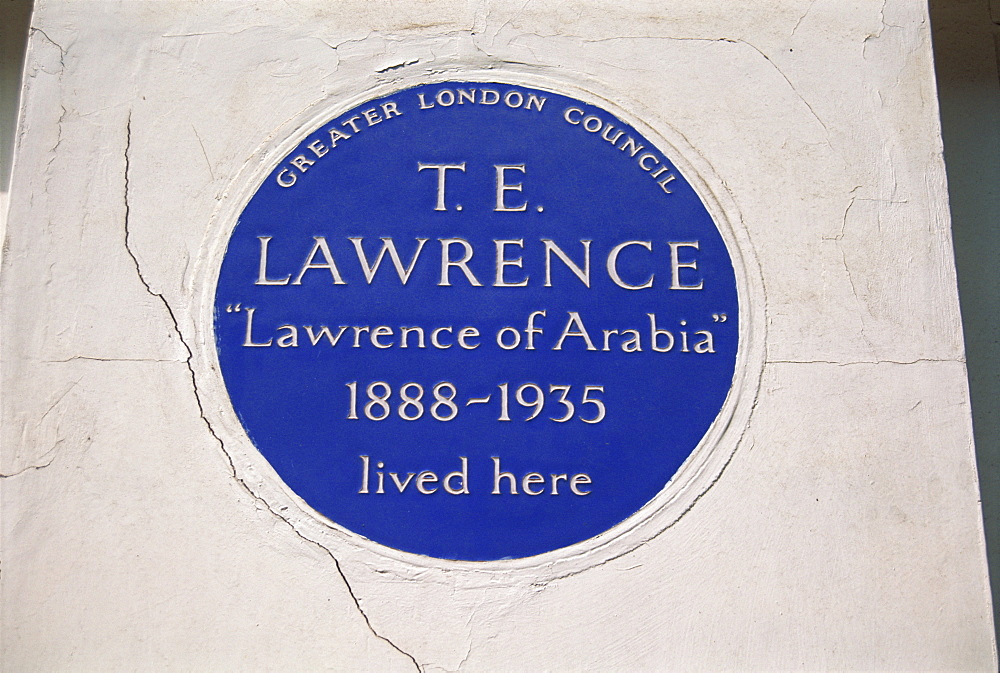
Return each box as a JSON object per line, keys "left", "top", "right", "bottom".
{"left": 214, "top": 82, "right": 739, "bottom": 561}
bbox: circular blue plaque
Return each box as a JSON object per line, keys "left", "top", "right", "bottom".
{"left": 214, "top": 82, "right": 739, "bottom": 561}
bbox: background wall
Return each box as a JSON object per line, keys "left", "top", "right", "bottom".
{"left": 0, "top": 0, "right": 32, "bottom": 224}
{"left": 928, "top": 0, "right": 1000, "bottom": 639}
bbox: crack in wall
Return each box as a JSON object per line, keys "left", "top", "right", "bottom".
{"left": 735, "top": 38, "right": 831, "bottom": 141}
{"left": 791, "top": 0, "right": 820, "bottom": 37}
{"left": 0, "top": 455, "right": 56, "bottom": 479}
{"left": 190, "top": 125, "right": 215, "bottom": 182}
{"left": 45, "top": 105, "right": 68, "bottom": 181}
{"left": 43, "top": 356, "right": 184, "bottom": 363}
{"left": 376, "top": 58, "right": 421, "bottom": 73}
{"left": 818, "top": 188, "right": 881, "bottom": 358}
{"left": 29, "top": 27, "right": 66, "bottom": 71}
{"left": 119, "top": 112, "right": 423, "bottom": 673}
{"left": 838, "top": 246, "right": 877, "bottom": 357}
{"left": 1, "top": 378, "right": 81, "bottom": 478}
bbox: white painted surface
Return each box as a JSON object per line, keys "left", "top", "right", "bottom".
{"left": 2, "top": 1, "right": 994, "bottom": 670}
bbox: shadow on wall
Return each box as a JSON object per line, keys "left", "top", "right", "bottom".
{"left": 929, "top": 0, "right": 1000, "bottom": 641}
{"left": 1, "top": 0, "right": 33, "bottom": 195}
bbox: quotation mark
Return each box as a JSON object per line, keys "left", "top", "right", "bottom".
{"left": 712, "top": 313, "right": 727, "bottom": 322}
{"left": 225, "top": 304, "right": 243, "bottom": 313}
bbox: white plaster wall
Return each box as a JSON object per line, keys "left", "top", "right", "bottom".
{"left": 1, "top": 1, "right": 994, "bottom": 670}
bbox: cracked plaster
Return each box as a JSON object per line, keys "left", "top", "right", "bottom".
{"left": 1, "top": 1, "right": 995, "bottom": 670}
{"left": 123, "top": 112, "right": 422, "bottom": 670}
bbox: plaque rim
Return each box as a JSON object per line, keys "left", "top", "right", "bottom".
{"left": 190, "top": 64, "right": 766, "bottom": 576}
